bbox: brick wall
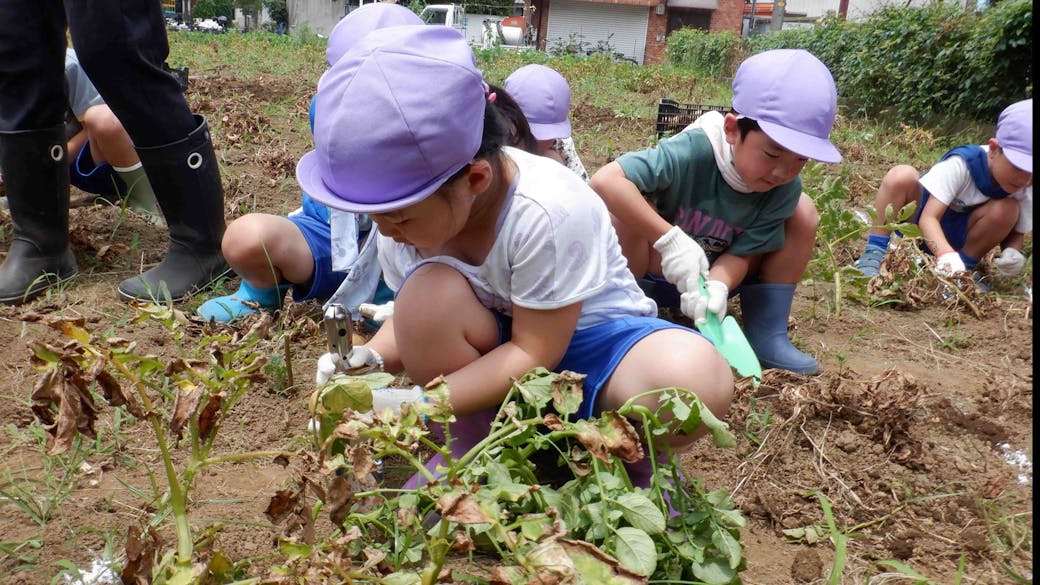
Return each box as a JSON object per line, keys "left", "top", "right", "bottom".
{"left": 710, "top": 0, "right": 744, "bottom": 34}
{"left": 645, "top": 6, "right": 668, "bottom": 64}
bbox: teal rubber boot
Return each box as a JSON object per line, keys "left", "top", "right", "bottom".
{"left": 197, "top": 280, "right": 291, "bottom": 322}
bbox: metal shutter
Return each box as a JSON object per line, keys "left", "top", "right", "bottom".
{"left": 544, "top": 0, "right": 649, "bottom": 64}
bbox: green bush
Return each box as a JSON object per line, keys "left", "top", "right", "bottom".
{"left": 668, "top": 0, "right": 1032, "bottom": 122}
{"left": 666, "top": 29, "right": 741, "bottom": 78}
{"left": 193, "top": 0, "right": 234, "bottom": 20}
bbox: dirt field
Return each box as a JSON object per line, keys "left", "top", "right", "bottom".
{"left": 0, "top": 57, "right": 1032, "bottom": 584}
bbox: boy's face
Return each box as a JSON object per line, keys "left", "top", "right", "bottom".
{"left": 724, "top": 114, "right": 809, "bottom": 192}
{"left": 988, "top": 138, "right": 1032, "bottom": 193}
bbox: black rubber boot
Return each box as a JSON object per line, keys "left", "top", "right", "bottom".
{"left": 117, "top": 114, "right": 228, "bottom": 302}
{"left": 0, "top": 126, "right": 78, "bottom": 305}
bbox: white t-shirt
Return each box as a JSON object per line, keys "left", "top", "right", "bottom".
{"left": 379, "top": 146, "right": 656, "bottom": 330}
{"left": 919, "top": 144, "right": 1033, "bottom": 234}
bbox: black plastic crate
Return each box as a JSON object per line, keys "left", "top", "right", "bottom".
{"left": 655, "top": 98, "right": 729, "bottom": 138}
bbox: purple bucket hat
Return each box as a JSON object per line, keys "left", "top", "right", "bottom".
{"left": 732, "top": 49, "right": 841, "bottom": 163}
{"left": 503, "top": 64, "right": 572, "bottom": 141}
{"left": 996, "top": 99, "right": 1032, "bottom": 173}
{"left": 325, "top": 3, "right": 422, "bottom": 67}
{"left": 297, "top": 25, "right": 486, "bottom": 214}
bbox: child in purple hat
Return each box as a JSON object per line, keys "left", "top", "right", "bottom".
{"left": 591, "top": 49, "right": 842, "bottom": 376}
{"left": 503, "top": 64, "right": 589, "bottom": 182}
{"left": 854, "top": 99, "right": 1032, "bottom": 288}
{"left": 196, "top": 3, "right": 420, "bottom": 323}
{"left": 303, "top": 25, "right": 733, "bottom": 487}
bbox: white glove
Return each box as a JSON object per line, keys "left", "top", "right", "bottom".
{"left": 358, "top": 301, "right": 394, "bottom": 323}
{"left": 935, "top": 252, "right": 967, "bottom": 276}
{"left": 653, "top": 226, "right": 709, "bottom": 294}
{"left": 681, "top": 279, "right": 729, "bottom": 325}
{"left": 993, "top": 247, "right": 1026, "bottom": 276}
{"left": 371, "top": 385, "right": 425, "bottom": 415}
{"left": 315, "top": 346, "right": 386, "bottom": 386}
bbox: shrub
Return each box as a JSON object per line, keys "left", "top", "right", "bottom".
{"left": 668, "top": 0, "right": 1032, "bottom": 122}
{"left": 666, "top": 29, "right": 741, "bottom": 78}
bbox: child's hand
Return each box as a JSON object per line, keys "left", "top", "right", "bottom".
{"left": 935, "top": 252, "right": 967, "bottom": 276}
{"left": 653, "top": 226, "right": 709, "bottom": 293}
{"left": 358, "top": 301, "right": 395, "bottom": 323}
{"left": 315, "top": 346, "right": 386, "bottom": 385}
{"left": 993, "top": 248, "right": 1026, "bottom": 276}
{"left": 682, "top": 279, "right": 729, "bottom": 325}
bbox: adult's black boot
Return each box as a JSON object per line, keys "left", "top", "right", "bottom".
{"left": 0, "top": 126, "right": 78, "bottom": 305}
{"left": 117, "top": 114, "right": 228, "bottom": 302}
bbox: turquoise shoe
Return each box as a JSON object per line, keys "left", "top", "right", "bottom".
{"left": 197, "top": 280, "right": 292, "bottom": 323}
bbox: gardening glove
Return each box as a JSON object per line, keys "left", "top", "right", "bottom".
{"left": 653, "top": 226, "right": 709, "bottom": 294}
{"left": 371, "top": 385, "right": 425, "bottom": 416}
{"left": 358, "top": 300, "right": 394, "bottom": 323}
{"left": 682, "top": 279, "right": 729, "bottom": 325}
{"left": 935, "top": 252, "right": 967, "bottom": 277}
{"left": 993, "top": 247, "right": 1026, "bottom": 276}
{"left": 315, "top": 346, "right": 386, "bottom": 386}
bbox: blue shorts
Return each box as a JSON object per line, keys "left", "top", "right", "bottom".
{"left": 286, "top": 206, "right": 347, "bottom": 302}
{"left": 494, "top": 313, "right": 698, "bottom": 419}
{"left": 637, "top": 273, "right": 744, "bottom": 310}
{"left": 70, "top": 143, "right": 126, "bottom": 197}
{"left": 913, "top": 188, "right": 971, "bottom": 253}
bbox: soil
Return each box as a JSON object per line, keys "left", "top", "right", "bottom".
{"left": 0, "top": 67, "right": 1032, "bottom": 585}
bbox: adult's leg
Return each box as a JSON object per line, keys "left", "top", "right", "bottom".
{"left": 0, "top": 1, "right": 77, "bottom": 304}
{"left": 67, "top": 1, "right": 227, "bottom": 302}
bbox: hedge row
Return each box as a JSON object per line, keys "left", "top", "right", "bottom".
{"left": 666, "top": 0, "right": 1032, "bottom": 122}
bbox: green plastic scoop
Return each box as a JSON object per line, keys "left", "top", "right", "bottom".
{"left": 695, "top": 276, "right": 763, "bottom": 381}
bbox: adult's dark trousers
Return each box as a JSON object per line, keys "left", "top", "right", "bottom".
{"left": 0, "top": 0, "right": 228, "bottom": 302}
{"left": 0, "top": 0, "right": 194, "bottom": 142}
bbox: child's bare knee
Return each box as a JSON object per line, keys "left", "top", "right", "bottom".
{"left": 884, "top": 165, "right": 920, "bottom": 190}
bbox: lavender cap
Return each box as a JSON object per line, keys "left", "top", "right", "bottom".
{"left": 326, "top": 3, "right": 422, "bottom": 67}
{"left": 297, "top": 25, "right": 486, "bottom": 213}
{"left": 503, "top": 64, "right": 572, "bottom": 141}
{"left": 996, "top": 99, "right": 1032, "bottom": 173}
{"left": 731, "top": 49, "right": 841, "bottom": 163}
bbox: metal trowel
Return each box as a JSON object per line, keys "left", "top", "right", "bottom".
{"left": 695, "top": 276, "right": 763, "bottom": 381}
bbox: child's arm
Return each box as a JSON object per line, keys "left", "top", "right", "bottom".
{"left": 918, "top": 196, "right": 955, "bottom": 257}
{"left": 918, "top": 197, "right": 966, "bottom": 272}
{"left": 437, "top": 303, "right": 583, "bottom": 415}
{"left": 708, "top": 253, "right": 751, "bottom": 290}
{"left": 590, "top": 162, "right": 673, "bottom": 242}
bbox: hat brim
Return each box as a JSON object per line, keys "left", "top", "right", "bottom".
{"left": 296, "top": 150, "right": 454, "bottom": 214}
{"left": 1004, "top": 148, "right": 1032, "bottom": 173}
{"left": 529, "top": 119, "right": 571, "bottom": 141}
{"left": 758, "top": 119, "right": 842, "bottom": 163}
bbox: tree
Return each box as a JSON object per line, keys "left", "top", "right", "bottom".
{"left": 264, "top": 0, "right": 288, "bottom": 25}
{"left": 193, "top": 0, "right": 234, "bottom": 19}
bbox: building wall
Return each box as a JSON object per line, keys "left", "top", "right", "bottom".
{"left": 709, "top": 0, "right": 743, "bottom": 34}
{"left": 288, "top": 0, "right": 348, "bottom": 36}
{"left": 645, "top": 7, "right": 667, "bottom": 64}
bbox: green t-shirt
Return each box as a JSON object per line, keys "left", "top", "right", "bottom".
{"left": 616, "top": 129, "right": 801, "bottom": 261}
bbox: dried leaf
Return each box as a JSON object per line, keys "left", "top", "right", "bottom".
{"left": 89, "top": 361, "right": 144, "bottom": 417}
{"left": 197, "top": 392, "right": 224, "bottom": 441}
{"left": 265, "top": 489, "right": 300, "bottom": 523}
{"left": 31, "top": 363, "right": 99, "bottom": 455}
{"left": 169, "top": 385, "right": 203, "bottom": 438}
{"left": 327, "top": 475, "right": 355, "bottom": 526}
{"left": 436, "top": 492, "right": 493, "bottom": 525}
{"left": 121, "top": 524, "right": 161, "bottom": 585}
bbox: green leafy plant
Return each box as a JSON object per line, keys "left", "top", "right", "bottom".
{"left": 26, "top": 307, "right": 289, "bottom": 584}
{"left": 268, "top": 368, "right": 746, "bottom": 583}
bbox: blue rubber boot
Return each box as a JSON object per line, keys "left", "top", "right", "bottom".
{"left": 739, "top": 283, "right": 819, "bottom": 375}
{"left": 197, "top": 280, "right": 291, "bottom": 323}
